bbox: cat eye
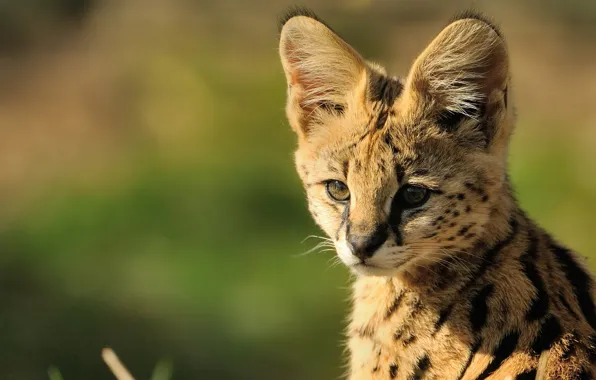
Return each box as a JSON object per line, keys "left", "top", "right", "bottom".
{"left": 401, "top": 185, "right": 430, "bottom": 208}
{"left": 325, "top": 180, "right": 350, "bottom": 202}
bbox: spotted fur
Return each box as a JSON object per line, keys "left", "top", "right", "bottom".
{"left": 279, "top": 8, "right": 596, "bottom": 380}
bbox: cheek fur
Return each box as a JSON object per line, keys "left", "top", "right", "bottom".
{"left": 307, "top": 194, "right": 346, "bottom": 239}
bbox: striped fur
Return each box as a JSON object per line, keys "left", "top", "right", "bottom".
{"left": 279, "top": 8, "right": 596, "bottom": 379}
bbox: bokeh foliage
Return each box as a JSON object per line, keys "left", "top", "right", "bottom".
{"left": 0, "top": 0, "right": 594, "bottom": 379}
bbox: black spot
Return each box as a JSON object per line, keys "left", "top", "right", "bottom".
{"left": 516, "top": 369, "right": 537, "bottom": 380}
{"left": 367, "top": 71, "right": 403, "bottom": 106}
{"left": 521, "top": 231, "right": 549, "bottom": 321}
{"left": 445, "top": 209, "right": 452, "bottom": 214}
{"left": 465, "top": 205, "right": 472, "bottom": 213}
{"left": 446, "top": 194, "right": 456, "bottom": 200}
{"left": 465, "top": 233, "right": 476, "bottom": 240}
{"left": 458, "top": 226, "right": 470, "bottom": 236}
{"left": 457, "top": 339, "right": 482, "bottom": 380}
{"left": 453, "top": 211, "right": 460, "bottom": 217}
{"left": 481, "top": 195, "right": 489, "bottom": 202}
{"left": 437, "top": 216, "right": 445, "bottom": 222}
{"left": 477, "top": 331, "right": 520, "bottom": 379}
{"left": 409, "top": 355, "right": 430, "bottom": 380}
{"left": 449, "top": 222, "right": 456, "bottom": 227}
{"left": 530, "top": 315, "right": 562, "bottom": 354}
{"left": 470, "top": 283, "right": 494, "bottom": 332}
{"left": 389, "top": 364, "right": 398, "bottom": 378}
{"left": 457, "top": 193, "right": 465, "bottom": 200}
{"left": 372, "top": 366, "right": 379, "bottom": 373}
{"left": 447, "top": 237, "right": 455, "bottom": 241}
{"left": 552, "top": 243, "right": 596, "bottom": 330}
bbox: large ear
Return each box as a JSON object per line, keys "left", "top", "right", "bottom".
{"left": 403, "top": 13, "right": 510, "bottom": 148}
{"left": 279, "top": 9, "right": 366, "bottom": 138}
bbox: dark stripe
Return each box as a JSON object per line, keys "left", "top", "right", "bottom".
{"left": 376, "top": 111, "right": 389, "bottom": 130}
{"left": 367, "top": 71, "right": 402, "bottom": 105}
{"left": 432, "top": 218, "right": 518, "bottom": 335}
{"left": 521, "top": 231, "right": 549, "bottom": 321}
{"left": 433, "top": 304, "right": 454, "bottom": 334}
{"left": 470, "top": 283, "right": 494, "bottom": 332}
{"left": 516, "top": 369, "right": 537, "bottom": 380}
{"left": 477, "top": 331, "right": 520, "bottom": 379}
{"left": 336, "top": 205, "right": 350, "bottom": 241}
{"left": 408, "top": 355, "right": 430, "bottom": 380}
{"left": 385, "top": 292, "right": 405, "bottom": 319}
{"left": 456, "top": 339, "right": 482, "bottom": 380}
{"left": 530, "top": 315, "right": 562, "bottom": 353}
{"left": 552, "top": 243, "right": 596, "bottom": 330}
{"left": 559, "top": 293, "right": 580, "bottom": 320}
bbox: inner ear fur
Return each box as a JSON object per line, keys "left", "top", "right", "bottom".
{"left": 279, "top": 11, "right": 366, "bottom": 137}
{"left": 402, "top": 16, "right": 509, "bottom": 146}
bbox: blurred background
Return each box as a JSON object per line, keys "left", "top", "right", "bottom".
{"left": 0, "top": 0, "right": 595, "bottom": 378}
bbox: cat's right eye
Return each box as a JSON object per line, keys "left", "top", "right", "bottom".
{"left": 325, "top": 180, "right": 350, "bottom": 202}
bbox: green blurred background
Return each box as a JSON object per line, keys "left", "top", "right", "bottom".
{"left": 0, "top": 0, "right": 595, "bottom": 379}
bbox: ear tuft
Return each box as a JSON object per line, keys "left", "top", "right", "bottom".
{"left": 449, "top": 10, "right": 502, "bottom": 38}
{"left": 278, "top": 6, "right": 325, "bottom": 33}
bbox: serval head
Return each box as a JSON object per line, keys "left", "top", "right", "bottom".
{"left": 279, "top": 9, "right": 514, "bottom": 278}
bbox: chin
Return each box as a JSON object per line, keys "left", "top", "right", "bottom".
{"left": 349, "top": 263, "right": 402, "bottom": 277}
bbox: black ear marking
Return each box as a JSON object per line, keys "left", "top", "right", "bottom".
{"left": 279, "top": 6, "right": 324, "bottom": 32}
{"left": 449, "top": 10, "right": 503, "bottom": 38}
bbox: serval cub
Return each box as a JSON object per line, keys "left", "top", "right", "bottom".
{"left": 278, "top": 7, "right": 596, "bottom": 380}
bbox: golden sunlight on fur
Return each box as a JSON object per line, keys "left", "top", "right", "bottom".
{"left": 279, "top": 7, "right": 596, "bottom": 380}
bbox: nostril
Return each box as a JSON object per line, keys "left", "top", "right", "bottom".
{"left": 348, "top": 226, "right": 389, "bottom": 260}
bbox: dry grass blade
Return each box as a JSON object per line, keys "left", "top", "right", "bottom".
{"left": 102, "top": 348, "right": 135, "bottom": 380}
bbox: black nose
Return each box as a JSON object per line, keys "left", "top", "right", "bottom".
{"left": 348, "top": 226, "right": 388, "bottom": 260}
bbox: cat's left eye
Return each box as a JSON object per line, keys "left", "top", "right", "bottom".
{"left": 400, "top": 185, "right": 430, "bottom": 208}
{"left": 325, "top": 180, "right": 350, "bottom": 202}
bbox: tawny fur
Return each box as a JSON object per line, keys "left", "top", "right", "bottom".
{"left": 279, "top": 8, "right": 596, "bottom": 380}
